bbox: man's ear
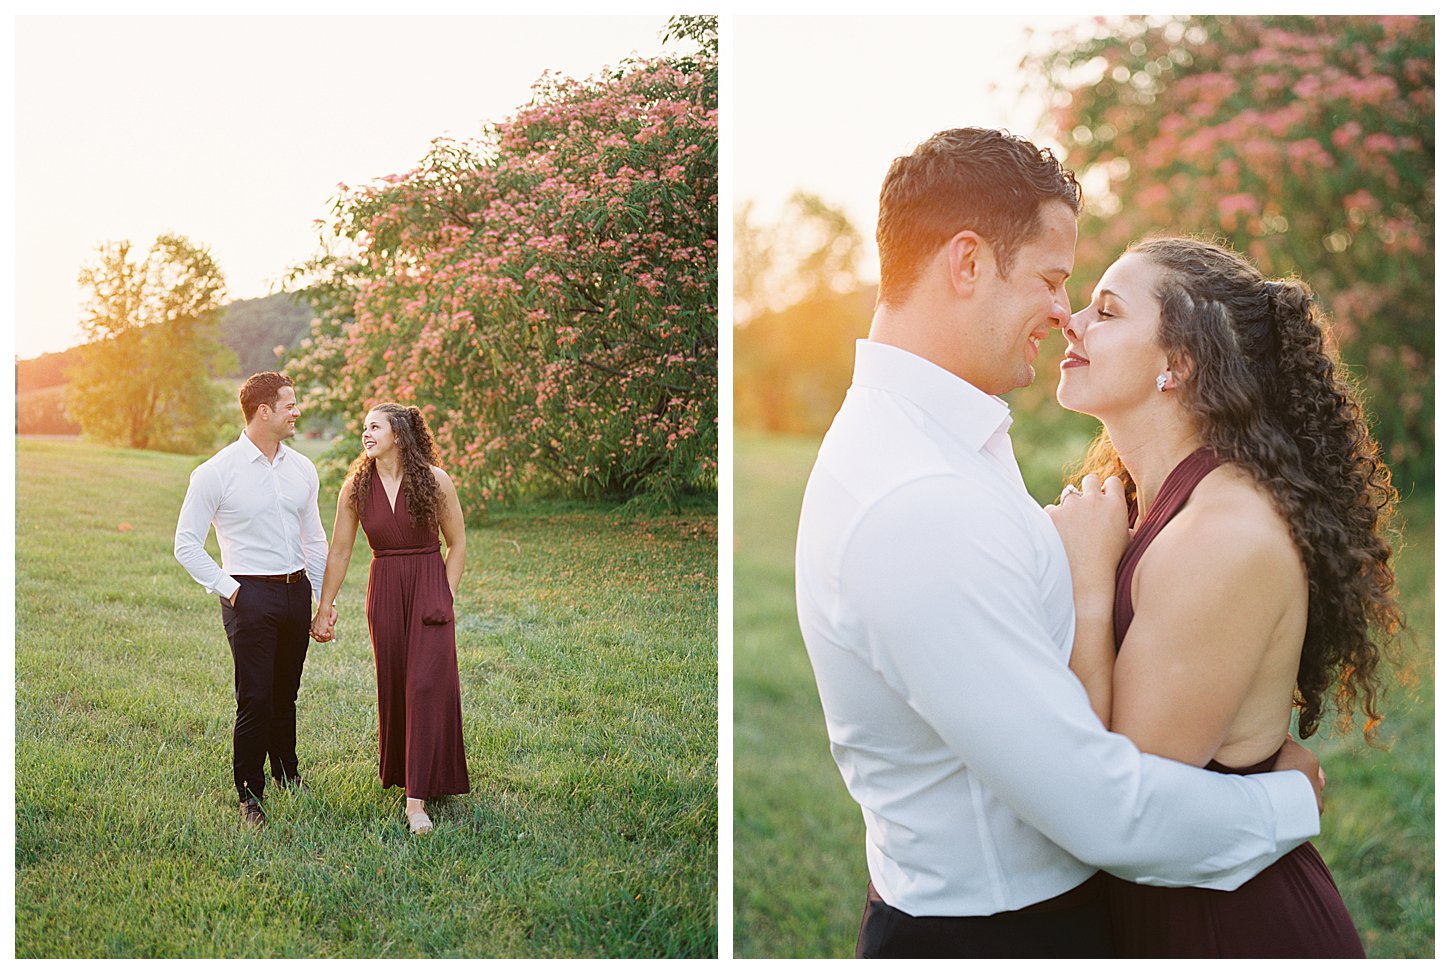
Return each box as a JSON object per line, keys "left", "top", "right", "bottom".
{"left": 945, "top": 230, "right": 990, "bottom": 298}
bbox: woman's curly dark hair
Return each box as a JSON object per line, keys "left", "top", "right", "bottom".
{"left": 1075, "top": 235, "right": 1402, "bottom": 741}
{"left": 345, "top": 403, "right": 444, "bottom": 530}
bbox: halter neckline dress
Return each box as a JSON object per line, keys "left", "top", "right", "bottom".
{"left": 1106, "top": 447, "right": 1363, "bottom": 958}
{"left": 359, "top": 466, "right": 470, "bottom": 800}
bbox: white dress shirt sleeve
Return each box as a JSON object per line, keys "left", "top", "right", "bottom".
{"left": 842, "top": 473, "right": 1320, "bottom": 890}
{"left": 300, "top": 460, "right": 329, "bottom": 601}
{"left": 174, "top": 462, "right": 238, "bottom": 601}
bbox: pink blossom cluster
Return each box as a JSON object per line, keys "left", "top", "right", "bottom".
{"left": 1035, "top": 14, "right": 1432, "bottom": 483}
{"left": 288, "top": 50, "right": 718, "bottom": 511}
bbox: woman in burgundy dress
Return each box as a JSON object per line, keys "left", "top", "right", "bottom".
{"left": 1045, "top": 236, "right": 1400, "bottom": 957}
{"left": 311, "top": 402, "right": 470, "bottom": 835}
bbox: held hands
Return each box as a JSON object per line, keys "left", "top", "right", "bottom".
{"left": 1044, "top": 474, "right": 1131, "bottom": 607}
{"left": 310, "top": 605, "right": 338, "bottom": 643}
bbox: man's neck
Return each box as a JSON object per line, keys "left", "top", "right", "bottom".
{"left": 243, "top": 427, "right": 282, "bottom": 463}
{"left": 868, "top": 300, "right": 980, "bottom": 390}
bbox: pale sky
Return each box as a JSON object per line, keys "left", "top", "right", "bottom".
{"left": 13, "top": 15, "right": 695, "bottom": 359}
{"left": 734, "top": 15, "right": 1100, "bottom": 292}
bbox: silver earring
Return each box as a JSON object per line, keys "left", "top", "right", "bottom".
{"left": 1156, "top": 373, "right": 1169, "bottom": 392}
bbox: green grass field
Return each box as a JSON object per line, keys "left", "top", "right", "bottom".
{"left": 16, "top": 437, "right": 717, "bottom": 958}
{"left": 733, "top": 431, "right": 1434, "bottom": 959}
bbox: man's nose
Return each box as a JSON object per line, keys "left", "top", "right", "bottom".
{"left": 1048, "top": 285, "right": 1072, "bottom": 330}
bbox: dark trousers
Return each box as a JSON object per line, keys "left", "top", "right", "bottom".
{"left": 856, "top": 876, "right": 1112, "bottom": 958}
{"left": 219, "top": 576, "right": 312, "bottom": 803}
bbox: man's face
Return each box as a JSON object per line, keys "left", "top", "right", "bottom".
{"left": 261, "top": 386, "right": 301, "bottom": 440}
{"left": 967, "top": 202, "right": 1077, "bottom": 396}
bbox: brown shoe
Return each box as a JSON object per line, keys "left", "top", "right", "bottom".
{"left": 240, "top": 798, "right": 266, "bottom": 828}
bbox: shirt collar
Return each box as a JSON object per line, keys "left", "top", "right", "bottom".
{"left": 239, "top": 429, "right": 290, "bottom": 465}
{"left": 850, "top": 339, "right": 1012, "bottom": 452}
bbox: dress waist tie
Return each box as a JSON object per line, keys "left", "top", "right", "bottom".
{"left": 371, "top": 544, "right": 441, "bottom": 558}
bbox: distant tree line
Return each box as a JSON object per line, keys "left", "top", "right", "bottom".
{"left": 212, "top": 294, "right": 316, "bottom": 376}
{"left": 733, "top": 191, "right": 868, "bottom": 435}
{"left": 17, "top": 288, "right": 314, "bottom": 440}
{"left": 18, "top": 292, "right": 312, "bottom": 394}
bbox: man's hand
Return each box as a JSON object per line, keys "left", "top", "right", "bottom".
{"left": 1272, "top": 735, "right": 1325, "bottom": 813}
{"left": 310, "top": 605, "right": 338, "bottom": 643}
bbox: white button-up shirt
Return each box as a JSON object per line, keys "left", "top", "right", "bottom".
{"left": 796, "top": 339, "right": 1319, "bottom": 918}
{"left": 174, "top": 431, "right": 328, "bottom": 602}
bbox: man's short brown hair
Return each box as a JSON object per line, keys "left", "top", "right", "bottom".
{"left": 876, "top": 127, "right": 1083, "bottom": 307}
{"left": 239, "top": 372, "right": 294, "bottom": 422}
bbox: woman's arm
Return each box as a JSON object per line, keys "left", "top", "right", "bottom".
{"left": 1045, "top": 474, "right": 1129, "bottom": 726}
{"left": 312, "top": 477, "right": 360, "bottom": 638}
{"left": 1067, "top": 596, "right": 1117, "bottom": 728}
{"left": 434, "top": 467, "right": 466, "bottom": 596}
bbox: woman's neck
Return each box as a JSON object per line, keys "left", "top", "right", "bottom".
{"left": 374, "top": 451, "right": 403, "bottom": 481}
{"left": 1105, "top": 413, "right": 1203, "bottom": 518}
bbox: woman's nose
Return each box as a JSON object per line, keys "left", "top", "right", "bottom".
{"left": 1057, "top": 311, "right": 1085, "bottom": 346}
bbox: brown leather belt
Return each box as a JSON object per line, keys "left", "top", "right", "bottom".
{"left": 234, "top": 571, "right": 308, "bottom": 584}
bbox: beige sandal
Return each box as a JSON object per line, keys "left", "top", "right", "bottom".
{"left": 406, "top": 806, "right": 433, "bottom": 835}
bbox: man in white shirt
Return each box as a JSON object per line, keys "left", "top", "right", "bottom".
{"left": 795, "top": 128, "right": 1324, "bottom": 957}
{"left": 175, "top": 372, "right": 331, "bottom": 828}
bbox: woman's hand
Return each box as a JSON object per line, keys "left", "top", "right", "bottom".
{"left": 1047, "top": 475, "right": 1131, "bottom": 726}
{"left": 310, "top": 606, "right": 337, "bottom": 643}
{"left": 1045, "top": 473, "right": 1131, "bottom": 611}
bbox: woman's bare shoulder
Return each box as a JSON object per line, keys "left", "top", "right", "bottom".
{"left": 1160, "top": 463, "right": 1302, "bottom": 574}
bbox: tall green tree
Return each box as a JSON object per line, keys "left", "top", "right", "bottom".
{"left": 734, "top": 191, "right": 864, "bottom": 324}
{"left": 734, "top": 192, "right": 867, "bottom": 432}
{"left": 67, "top": 234, "right": 236, "bottom": 453}
{"left": 1029, "top": 15, "right": 1433, "bottom": 490}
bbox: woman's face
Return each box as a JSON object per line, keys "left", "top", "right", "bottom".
{"left": 1056, "top": 252, "right": 1172, "bottom": 419}
{"left": 361, "top": 410, "right": 397, "bottom": 459}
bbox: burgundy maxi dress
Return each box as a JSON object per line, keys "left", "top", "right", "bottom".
{"left": 1106, "top": 447, "right": 1364, "bottom": 958}
{"left": 359, "top": 467, "right": 470, "bottom": 800}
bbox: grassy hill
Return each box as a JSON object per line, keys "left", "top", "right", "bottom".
{"left": 15, "top": 438, "right": 718, "bottom": 958}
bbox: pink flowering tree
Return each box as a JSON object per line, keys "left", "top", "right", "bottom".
{"left": 1028, "top": 15, "right": 1433, "bottom": 488}
{"left": 289, "top": 19, "right": 717, "bottom": 511}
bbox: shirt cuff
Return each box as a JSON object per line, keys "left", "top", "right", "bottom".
{"left": 1254, "top": 768, "right": 1321, "bottom": 849}
{"left": 217, "top": 576, "right": 241, "bottom": 601}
